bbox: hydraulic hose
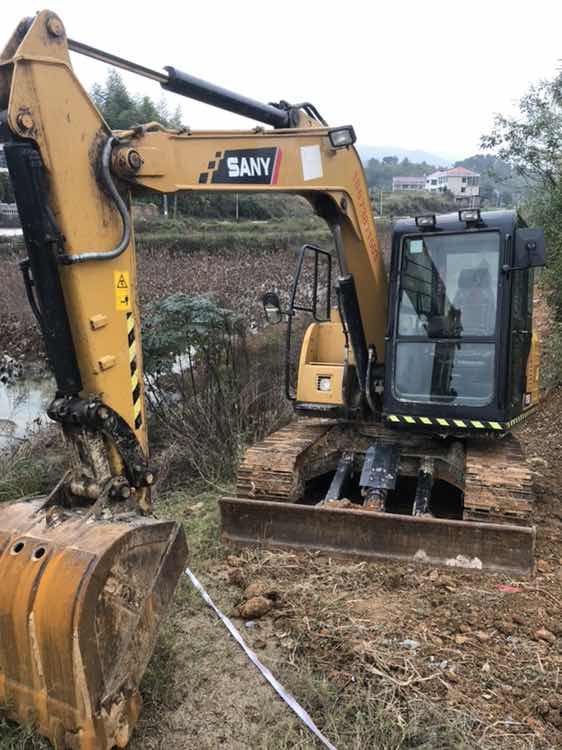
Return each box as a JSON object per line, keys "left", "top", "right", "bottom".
{"left": 63, "top": 136, "right": 131, "bottom": 264}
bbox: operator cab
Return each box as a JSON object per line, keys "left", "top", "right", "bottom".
{"left": 383, "top": 209, "right": 545, "bottom": 433}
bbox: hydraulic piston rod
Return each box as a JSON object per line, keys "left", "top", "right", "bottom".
{"left": 67, "top": 38, "right": 292, "bottom": 129}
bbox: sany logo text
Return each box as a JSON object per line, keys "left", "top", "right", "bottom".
{"left": 227, "top": 156, "right": 271, "bottom": 178}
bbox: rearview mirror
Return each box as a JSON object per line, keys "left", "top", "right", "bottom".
{"left": 262, "top": 292, "right": 282, "bottom": 324}
{"left": 514, "top": 228, "right": 546, "bottom": 269}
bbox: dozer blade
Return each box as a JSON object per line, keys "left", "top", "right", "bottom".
{"left": 0, "top": 496, "right": 188, "bottom": 750}
{"left": 220, "top": 497, "right": 535, "bottom": 576}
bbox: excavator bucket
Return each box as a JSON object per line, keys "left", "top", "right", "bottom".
{"left": 0, "top": 496, "right": 188, "bottom": 750}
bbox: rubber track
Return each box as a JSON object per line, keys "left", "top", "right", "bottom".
{"left": 464, "top": 433, "right": 534, "bottom": 524}
{"left": 236, "top": 421, "right": 338, "bottom": 502}
{"left": 237, "top": 421, "right": 535, "bottom": 526}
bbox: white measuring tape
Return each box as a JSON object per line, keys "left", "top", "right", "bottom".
{"left": 185, "top": 568, "right": 338, "bottom": 750}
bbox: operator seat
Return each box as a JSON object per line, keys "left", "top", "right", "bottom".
{"left": 454, "top": 266, "right": 495, "bottom": 335}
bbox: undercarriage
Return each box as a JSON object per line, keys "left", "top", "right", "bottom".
{"left": 220, "top": 419, "right": 535, "bottom": 576}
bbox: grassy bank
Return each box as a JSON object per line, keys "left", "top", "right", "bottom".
{"left": 134, "top": 215, "right": 331, "bottom": 254}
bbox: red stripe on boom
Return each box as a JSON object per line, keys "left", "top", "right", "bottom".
{"left": 272, "top": 148, "right": 283, "bottom": 184}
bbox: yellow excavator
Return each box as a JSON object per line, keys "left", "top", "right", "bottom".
{"left": 0, "top": 10, "right": 545, "bottom": 750}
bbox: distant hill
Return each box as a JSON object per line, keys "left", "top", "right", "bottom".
{"left": 358, "top": 145, "right": 453, "bottom": 168}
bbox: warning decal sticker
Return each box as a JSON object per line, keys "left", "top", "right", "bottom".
{"left": 114, "top": 271, "right": 131, "bottom": 312}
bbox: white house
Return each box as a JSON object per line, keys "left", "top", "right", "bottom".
{"left": 392, "top": 176, "right": 426, "bottom": 193}
{"left": 425, "top": 166, "right": 479, "bottom": 204}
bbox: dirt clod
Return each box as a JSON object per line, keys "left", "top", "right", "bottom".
{"left": 227, "top": 568, "right": 245, "bottom": 588}
{"left": 475, "top": 630, "right": 491, "bottom": 642}
{"left": 226, "top": 555, "right": 243, "bottom": 567}
{"left": 244, "top": 581, "right": 276, "bottom": 599}
{"left": 238, "top": 596, "right": 273, "bottom": 620}
{"left": 534, "top": 627, "right": 556, "bottom": 644}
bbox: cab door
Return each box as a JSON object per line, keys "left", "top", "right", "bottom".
{"left": 507, "top": 268, "right": 533, "bottom": 415}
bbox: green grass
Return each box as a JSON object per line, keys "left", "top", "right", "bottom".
{"left": 0, "top": 432, "right": 67, "bottom": 503}
{"left": 0, "top": 453, "right": 45, "bottom": 502}
{"left": 136, "top": 217, "right": 331, "bottom": 254}
{"left": 156, "top": 485, "right": 227, "bottom": 562}
{"left": 0, "top": 718, "right": 50, "bottom": 750}
{"left": 0, "top": 215, "right": 333, "bottom": 259}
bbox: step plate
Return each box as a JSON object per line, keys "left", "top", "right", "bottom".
{"left": 220, "top": 497, "right": 535, "bottom": 576}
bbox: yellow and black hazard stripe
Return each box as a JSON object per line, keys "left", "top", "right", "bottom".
{"left": 127, "top": 312, "right": 143, "bottom": 431}
{"left": 385, "top": 407, "right": 536, "bottom": 432}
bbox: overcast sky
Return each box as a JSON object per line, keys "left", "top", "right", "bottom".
{"left": 2, "top": 1, "right": 560, "bottom": 160}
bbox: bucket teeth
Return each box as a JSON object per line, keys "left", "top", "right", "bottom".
{"left": 0, "top": 497, "right": 188, "bottom": 750}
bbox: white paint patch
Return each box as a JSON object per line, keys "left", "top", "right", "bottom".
{"left": 300, "top": 145, "right": 323, "bottom": 181}
{"left": 445, "top": 555, "right": 483, "bottom": 570}
{"left": 413, "top": 550, "right": 483, "bottom": 570}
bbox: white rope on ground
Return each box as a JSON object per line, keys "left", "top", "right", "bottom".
{"left": 185, "top": 568, "right": 338, "bottom": 750}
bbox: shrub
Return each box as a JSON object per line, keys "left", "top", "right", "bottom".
{"left": 142, "top": 293, "right": 289, "bottom": 482}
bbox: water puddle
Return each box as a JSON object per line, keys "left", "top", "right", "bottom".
{"left": 0, "top": 374, "right": 54, "bottom": 450}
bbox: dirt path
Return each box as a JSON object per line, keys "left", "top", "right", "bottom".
{"left": 130, "top": 586, "right": 306, "bottom": 750}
